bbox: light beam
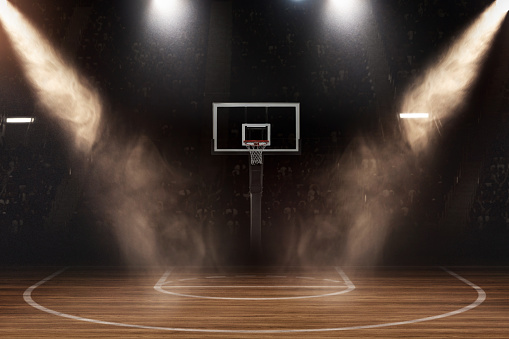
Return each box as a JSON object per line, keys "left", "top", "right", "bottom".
{"left": 399, "top": 2, "right": 506, "bottom": 153}
{"left": 0, "top": 1, "right": 102, "bottom": 153}
{"left": 497, "top": 0, "right": 509, "bottom": 12}
{"left": 0, "top": 1, "right": 207, "bottom": 267}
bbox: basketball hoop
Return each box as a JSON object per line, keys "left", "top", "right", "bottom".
{"left": 244, "top": 140, "right": 269, "bottom": 165}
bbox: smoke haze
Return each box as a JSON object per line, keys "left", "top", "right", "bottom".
{"left": 400, "top": 2, "right": 505, "bottom": 153}
{"left": 0, "top": 2, "right": 208, "bottom": 266}
{"left": 1, "top": 1, "right": 507, "bottom": 267}
{"left": 285, "top": 3, "right": 507, "bottom": 266}
{"left": 0, "top": 1, "right": 102, "bottom": 153}
{"left": 88, "top": 132, "right": 207, "bottom": 266}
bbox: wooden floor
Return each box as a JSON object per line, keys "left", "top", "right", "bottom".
{"left": 1, "top": 266, "right": 508, "bottom": 338}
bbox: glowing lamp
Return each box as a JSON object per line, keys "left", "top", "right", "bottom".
{"left": 399, "top": 113, "right": 430, "bottom": 119}
{"left": 152, "top": 0, "right": 179, "bottom": 13}
{"left": 330, "top": 0, "right": 356, "bottom": 11}
{"left": 6, "top": 117, "right": 35, "bottom": 123}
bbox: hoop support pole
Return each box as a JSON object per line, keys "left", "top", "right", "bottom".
{"left": 249, "top": 162, "right": 263, "bottom": 256}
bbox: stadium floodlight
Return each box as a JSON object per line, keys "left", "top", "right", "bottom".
{"left": 399, "top": 113, "right": 430, "bottom": 119}
{"left": 145, "top": 0, "right": 191, "bottom": 39}
{"left": 6, "top": 117, "right": 35, "bottom": 123}
{"left": 497, "top": 0, "right": 509, "bottom": 11}
{"left": 152, "top": 0, "right": 178, "bottom": 12}
{"left": 324, "top": 0, "right": 366, "bottom": 30}
{"left": 329, "top": 0, "right": 357, "bottom": 11}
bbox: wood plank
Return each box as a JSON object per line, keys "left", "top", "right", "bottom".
{"left": 0, "top": 267, "right": 508, "bottom": 338}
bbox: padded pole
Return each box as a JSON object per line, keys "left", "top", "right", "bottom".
{"left": 249, "top": 162, "right": 263, "bottom": 256}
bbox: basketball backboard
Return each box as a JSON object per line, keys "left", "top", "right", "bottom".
{"left": 212, "top": 102, "right": 300, "bottom": 154}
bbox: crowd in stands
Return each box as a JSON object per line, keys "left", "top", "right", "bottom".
{"left": 470, "top": 132, "right": 509, "bottom": 233}
{"left": 231, "top": 1, "right": 375, "bottom": 133}
{"left": 0, "top": 122, "right": 67, "bottom": 263}
{"left": 151, "top": 131, "right": 452, "bottom": 263}
{"left": 0, "top": 0, "right": 506, "bottom": 264}
{"left": 374, "top": 0, "right": 492, "bottom": 89}
{"left": 76, "top": 0, "right": 208, "bottom": 120}
{"left": 12, "top": 0, "right": 74, "bottom": 43}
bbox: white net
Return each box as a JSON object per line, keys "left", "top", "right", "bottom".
{"left": 245, "top": 141, "right": 267, "bottom": 165}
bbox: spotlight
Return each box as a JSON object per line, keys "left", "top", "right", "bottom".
{"left": 399, "top": 113, "right": 430, "bottom": 119}
{"left": 324, "top": 0, "right": 365, "bottom": 29}
{"left": 152, "top": 0, "right": 179, "bottom": 13}
{"left": 329, "top": 0, "right": 355, "bottom": 11}
{"left": 146, "top": 0, "right": 191, "bottom": 39}
{"left": 497, "top": 0, "right": 509, "bottom": 12}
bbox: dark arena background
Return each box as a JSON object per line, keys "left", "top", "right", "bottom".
{"left": 1, "top": 0, "right": 509, "bottom": 337}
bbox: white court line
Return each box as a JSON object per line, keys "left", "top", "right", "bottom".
{"left": 159, "top": 286, "right": 345, "bottom": 288}
{"left": 154, "top": 267, "right": 354, "bottom": 301}
{"left": 324, "top": 279, "right": 341, "bottom": 283}
{"left": 23, "top": 267, "right": 485, "bottom": 334}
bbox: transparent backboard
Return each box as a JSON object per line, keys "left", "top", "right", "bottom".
{"left": 212, "top": 102, "right": 300, "bottom": 154}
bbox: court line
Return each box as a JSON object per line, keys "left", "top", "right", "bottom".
{"left": 23, "top": 267, "right": 486, "bottom": 333}
{"left": 154, "top": 267, "right": 355, "bottom": 300}
{"left": 159, "top": 285, "right": 346, "bottom": 288}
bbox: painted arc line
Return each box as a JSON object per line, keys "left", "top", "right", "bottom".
{"left": 23, "top": 267, "right": 486, "bottom": 334}
{"left": 324, "top": 279, "right": 341, "bottom": 283}
{"left": 153, "top": 267, "right": 355, "bottom": 301}
{"left": 158, "top": 286, "right": 346, "bottom": 288}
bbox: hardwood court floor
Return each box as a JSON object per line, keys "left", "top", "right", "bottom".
{"left": 1, "top": 266, "right": 508, "bottom": 338}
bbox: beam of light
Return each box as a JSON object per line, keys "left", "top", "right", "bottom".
{"left": 0, "top": 1, "right": 102, "bottom": 153}
{"left": 497, "top": 0, "right": 509, "bottom": 12}
{"left": 399, "top": 113, "right": 430, "bottom": 119}
{"left": 0, "top": 2, "right": 209, "bottom": 267}
{"left": 6, "top": 117, "right": 34, "bottom": 123}
{"left": 301, "top": 3, "right": 506, "bottom": 267}
{"left": 399, "top": 2, "right": 506, "bottom": 153}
